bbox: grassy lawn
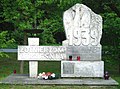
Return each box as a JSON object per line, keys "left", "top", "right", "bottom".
{"left": 0, "top": 53, "right": 120, "bottom": 89}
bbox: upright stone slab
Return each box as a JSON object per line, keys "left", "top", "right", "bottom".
{"left": 61, "top": 4, "right": 104, "bottom": 77}
{"left": 62, "top": 3, "right": 102, "bottom": 61}
{"left": 63, "top": 4, "right": 102, "bottom": 46}
{"left": 28, "top": 38, "right": 39, "bottom": 78}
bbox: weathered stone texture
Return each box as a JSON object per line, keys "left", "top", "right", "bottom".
{"left": 63, "top": 4, "right": 102, "bottom": 46}
{"left": 61, "top": 61, "right": 104, "bottom": 77}
{"left": 65, "top": 45, "right": 101, "bottom": 61}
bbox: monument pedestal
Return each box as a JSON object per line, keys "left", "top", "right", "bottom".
{"left": 61, "top": 61, "right": 104, "bottom": 78}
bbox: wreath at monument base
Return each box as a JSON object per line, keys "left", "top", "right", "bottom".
{"left": 37, "top": 72, "right": 59, "bottom": 80}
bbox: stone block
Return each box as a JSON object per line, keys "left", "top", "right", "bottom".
{"left": 29, "top": 61, "right": 38, "bottom": 77}
{"left": 28, "top": 38, "right": 39, "bottom": 46}
{"left": 62, "top": 40, "right": 69, "bottom": 46}
{"left": 61, "top": 61, "right": 104, "bottom": 77}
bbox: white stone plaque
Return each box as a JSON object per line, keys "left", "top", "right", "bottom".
{"left": 18, "top": 46, "right": 66, "bottom": 61}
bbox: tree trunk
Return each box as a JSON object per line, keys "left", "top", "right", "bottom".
{"left": 20, "top": 32, "right": 27, "bottom": 74}
{"left": 20, "top": 61, "right": 24, "bottom": 74}
{"left": 118, "top": 54, "right": 120, "bottom": 74}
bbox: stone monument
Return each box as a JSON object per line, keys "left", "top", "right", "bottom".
{"left": 61, "top": 4, "right": 104, "bottom": 77}
{"left": 18, "top": 3, "right": 104, "bottom": 78}
{"left": 2, "top": 3, "right": 118, "bottom": 86}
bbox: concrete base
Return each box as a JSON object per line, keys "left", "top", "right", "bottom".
{"left": 61, "top": 61, "right": 104, "bottom": 77}
{"left": 0, "top": 74, "right": 119, "bottom": 86}
{"left": 29, "top": 61, "right": 38, "bottom": 77}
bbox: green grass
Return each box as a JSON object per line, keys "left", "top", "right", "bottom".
{"left": 0, "top": 53, "right": 120, "bottom": 89}
{"left": 0, "top": 85, "right": 119, "bottom": 89}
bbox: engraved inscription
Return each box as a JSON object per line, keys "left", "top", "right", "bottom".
{"left": 18, "top": 46, "right": 66, "bottom": 60}
{"left": 66, "top": 46, "right": 101, "bottom": 60}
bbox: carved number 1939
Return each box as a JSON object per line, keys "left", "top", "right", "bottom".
{"left": 68, "top": 28, "right": 98, "bottom": 46}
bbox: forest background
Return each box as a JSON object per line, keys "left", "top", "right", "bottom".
{"left": 0, "top": 0, "right": 120, "bottom": 73}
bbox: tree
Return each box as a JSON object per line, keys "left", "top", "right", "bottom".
{"left": 0, "top": 31, "right": 16, "bottom": 57}
{"left": 101, "top": 12, "right": 120, "bottom": 73}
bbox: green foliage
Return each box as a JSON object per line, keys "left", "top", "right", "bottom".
{"left": 102, "top": 0, "right": 120, "bottom": 4}
{"left": 101, "top": 12, "right": 120, "bottom": 72}
{"left": 103, "top": 46, "right": 119, "bottom": 67}
{"left": 39, "top": 16, "right": 63, "bottom": 45}
{"left": 1, "top": 0, "right": 38, "bottom": 29}
{"left": 102, "top": 12, "right": 120, "bottom": 45}
{"left": 0, "top": 31, "right": 17, "bottom": 57}
{"left": 59, "top": 0, "right": 82, "bottom": 10}
{"left": 0, "top": 52, "right": 9, "bottom": 58}
{"left": 10, "top": 30, "right": 24, "bottom": 45}
{"left": 0, "top": 31, "right": 16, "bottom": 48}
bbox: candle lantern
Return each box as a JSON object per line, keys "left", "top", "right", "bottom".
{"left": 69, "top": 56, "right": 72, "bottom": 61}
{"left": 77, "top": 56, "right": 80, "bottom": 61}
{"left": 104, "top": 71, "right": 109, "bottom": 80}
{"left": 14, "top": 70, "right": 16, "bottom": 74}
